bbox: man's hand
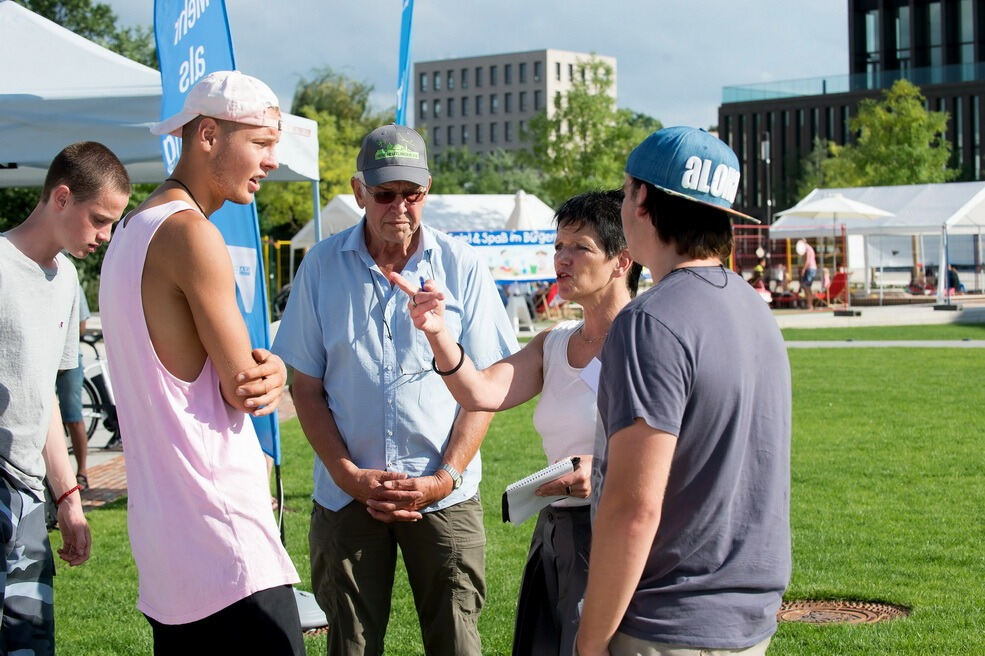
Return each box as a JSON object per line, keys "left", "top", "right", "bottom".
{"left": 235, "top": 348, "right": 287, "bottom": 416}
{"left": 334, "top": 465, "right": 425, "bottom": 523}
{"left": 388, "top": 272, "right": 446, "bottom": 335}
{"left": 535, "top": 455, "right": 592, "bottom": 499}
{"left": 56, "top": 494, "right": 91, "bottom": 566}
{"left": 365, "top": 471, "right": 454, "bottom": 522}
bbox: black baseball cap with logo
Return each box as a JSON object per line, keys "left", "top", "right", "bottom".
{"left": 356, "top": 124, "right": 430, "bottom": 187}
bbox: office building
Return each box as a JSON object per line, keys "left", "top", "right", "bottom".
{"left": 719, "top": 0, "right": 985, "bottom": 222}
{"left": 414, "top": 49, "right": 617, "bottom": 159}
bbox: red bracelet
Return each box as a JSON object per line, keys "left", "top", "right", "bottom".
{"left": 55, "top": 484, "right": 83, "bottom": 506}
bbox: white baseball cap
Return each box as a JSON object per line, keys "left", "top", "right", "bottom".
{"left": 150, "top": 70, "right": 282, "bottom": 137}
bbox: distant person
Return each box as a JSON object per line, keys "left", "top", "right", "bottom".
{"left": 55, "top": 284, "right": 92, "bottom": 488}
{"left": 273, "top": 123, "right": 516, "bottom": 655}
{"left": 947, "top": 265, "right": 965, "bottom": 293}
{"left": 796, "top": 238, "right": 817, "bottom": 309}
{"left": 908, "top": 264, "right": 927, "bottom": 295}
{"left": 575, "top": 127, "right": 791, "bottom": 656}
{"left": 392, "top": 190, "right": 641, "bottom": 656}
{"left": 1, "top": 141, "right": 128, "bottom": 653}
{"left": 99, "top": 71, "right": 302, "bottom": 655}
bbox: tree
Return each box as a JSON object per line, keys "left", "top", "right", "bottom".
{"left": 254, "top": 67, "right": 394, "bottom": 239}
{"left": 814, "top": 79, "right": 956, "bottom": 189}
{"left": 524, "top": 56, "right": 661, "bottom": 206}
{"left": 429, "top": 147, "right": 544, "bottom": 197}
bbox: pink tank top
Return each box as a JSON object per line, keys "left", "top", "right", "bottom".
{"left": 99, "top": 201, "right": 298, "bottom": 624}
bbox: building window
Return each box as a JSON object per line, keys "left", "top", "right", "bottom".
{"left": 490, "top": 122, "right": 498, "bottom": 143}
{"left": 475, "top": 95, "right": 483, "bottom": 115}
{"left": 955, "top": 96, "right": 964, "bottom": 166}
{"left": 519, "top": 119, "right": 525, "bottom": 137}
{"left": 504, "top": 63, "right": 512, "bottom": 85}
{"left": 461, "top": 68, "right": 469, "bottom": 89}
{"left": 447, "top": 97, "right": 454, "bottom": 118}
{"left": 462, "top": 124, "right": 469, "bottom": 144}
{"left": 447, "top": 70, "right": 455, "bottom": 90}
{"left": 973, "top": 95, "right": 980, "bottom": 178}
{"left": 475, "top": 66, "right": 482, "bottom": 87}
{"left": 434, "top": 99, "right": 441, "bottom": 118}
{"left": 475, "top": 123, "right": 482, "bottom": 144}
{"left": 491, "top": 94, "right": 499, "bottom": 114}
{"left": 554, "top": 91, "right": 562, "bottom": 109}
{"left": 534, "top": 61, "right": 542, "bottom": 82}
{"left": 928, "top": 1, "right": 942, "bottom": 68}
{"left": 581, "top": 65, "right": 586, "bottom": 82}
{"left": 534, "top": 90, "right": 543, "bottom": 111}
{"left": 419, "top": 73, "right": 427, "bottom": 93}
{"left": 461, "top": 96, "right": 468, "bottom": 117}
{"left": 519, "top": 62, "right": 527, "bottom": 83}
{"left": 505, "top": 121, "right": 512, "bottom": 142}
{"left": 895, "top": 5, "right": 911, "bottom": 75}
{"left": 433, "top": 126, "right": 440, "bottom": 146}
{"left": 419, "top": 100, "right": 427, "bottom": 120}
{"left": 519, "top": 91, "right": 527, "bottom": 112}
{"left": 555, "top": 62, "right": 561, "bottom": 81}
{"left": 433, "top": 71, "right": 441, "bottom": 92}
{"left": 505, "top": 92, "right": 513, "bottom": 113}
{"left": 568, "top": 63, "right": 574, "bottom": 81}
{"left": 959, "top": 0, "right": 974, "bottom": 65}
{"left": 447, "top": 125, "right": 454, "bottom": 146}
{"left": 490, "top": 65, "right": 498, "bottom": 86}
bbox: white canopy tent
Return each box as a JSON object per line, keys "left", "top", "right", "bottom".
{"left": 0, "top": 0, "right": 319, "bottom": 187}
{"left": 289, "top": 190, "right": 556, "bottom": 252}
{"left": 772, "top": 183, "right": 985, "bottom": 300}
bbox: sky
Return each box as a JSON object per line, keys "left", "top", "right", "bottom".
{"left": 107, "top": 1, "right": 849, "bottom": 129}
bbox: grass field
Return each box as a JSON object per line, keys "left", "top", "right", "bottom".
{"left": 782, "top": 322, "right": 985, "bottom": 341}
{"left": 51, "top": 346, "right": 985, "bottom": 654}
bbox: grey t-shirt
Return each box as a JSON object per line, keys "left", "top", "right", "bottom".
{"left": 595, "top": 265, "right": 791, "bottom": 649}
{"left": 0, "top": 235, "right": 79, "bottom": 492}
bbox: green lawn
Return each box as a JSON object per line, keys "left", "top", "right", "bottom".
{"left": 782, "top": 322, "right": 985, "bottom": 341}
{"left": 52, "top": 348, "right": 985, "bottom": 654}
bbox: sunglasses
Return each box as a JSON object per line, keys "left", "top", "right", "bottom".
{"left": 361, "top": 182, "right": 427, "bottom": 205}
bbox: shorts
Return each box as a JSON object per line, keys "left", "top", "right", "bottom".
{"left": 144, "top": 584, "right": 304, "bottom": 655}
{"left": 1, "top": 473, "right": 55, "bottom": 655}
{"left": 55, "top": 355, "right": 84, "bottom": 423}
{"left": 801, "top": 268, "right": 817, "bottom": 286}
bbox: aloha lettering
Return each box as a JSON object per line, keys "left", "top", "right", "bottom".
{"left": 375, "top": 143, "right": 420, "bottom": 160}
{"left": 681, "top": 155, "right": 740, "bottom": 203}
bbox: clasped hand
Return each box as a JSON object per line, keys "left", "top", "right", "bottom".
{"left": 340, "top": 466, "right": 454, "bottom": 523}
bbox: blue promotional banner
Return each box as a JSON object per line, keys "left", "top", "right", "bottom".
{"left": 395, "top": 0, "right": 415, "bottom": 125}
{"left": 449, "top": 230, "right": 557, "bottom": 282}
{"left": 154, "top": 0, "right": 280, "bottom": 464}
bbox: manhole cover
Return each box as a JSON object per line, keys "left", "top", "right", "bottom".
{"left": 778, "top": 600, "right": 909, "bottom": 624}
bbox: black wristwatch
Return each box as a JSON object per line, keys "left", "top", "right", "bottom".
{"left": 440, "top": 463, "right": 463, "bottom": 489}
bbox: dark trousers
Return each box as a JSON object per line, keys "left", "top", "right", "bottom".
{"left": 513, "top": 504, "right": 592, "bottom": 656}
{"left": 144, "top": 584, "right": 304, "bottom": 656}
{"left": 310, "top": 498, "right": 486, "bottom": 656}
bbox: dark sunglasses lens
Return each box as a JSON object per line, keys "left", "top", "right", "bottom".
{"left": 372, "top": 190, "right": 398, "bottom": 204}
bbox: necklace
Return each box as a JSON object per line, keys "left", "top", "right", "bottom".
{"left": 576, "top": 323, "right": 608, "bottom": 344}
{"left": 165, "top": 177, "right": 208, "bottom": 217}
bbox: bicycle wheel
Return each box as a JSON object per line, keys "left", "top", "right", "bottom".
{"left": 79, "top": 377, "right": 100, "bottom": 440}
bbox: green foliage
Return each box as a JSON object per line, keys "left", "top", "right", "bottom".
{"left": 254, "top": 67, "right": 394, "bottom": 239}
{"left": 430, "top": 147, "right": 545, "bottom": 198}
{"left": 16, "top": 0, "right": 157, "bottom": 68}
{"left": 523, "top": 56, "right": 661, "bottom": 206}
{"left": 803, "top": 80, "right": 957, "bottom": 192}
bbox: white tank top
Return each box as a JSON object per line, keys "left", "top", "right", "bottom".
{"left": 532, "top": 320, "right": 596, "bottom": 508}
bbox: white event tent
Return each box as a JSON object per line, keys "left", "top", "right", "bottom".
{"left": 0, "top": 0, "right": 319, "bottom": 188}
{"left": 771, "top": 183, "right": 985, "bottom": 296}
{"left": 289, "top": 190, "right": 556, "bottom": 252}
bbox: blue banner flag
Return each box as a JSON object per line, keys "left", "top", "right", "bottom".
{"left": 153, "top": 0, "right": 281, "bottom": 464}
{"left": 395, "top": 0, "right": 415, "bottom": 125}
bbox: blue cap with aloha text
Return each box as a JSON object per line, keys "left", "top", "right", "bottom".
{"left": 626, "top": 126, "right": 758, "bottom": 222}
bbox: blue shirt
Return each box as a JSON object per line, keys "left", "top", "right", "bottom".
{"left": 273, "top": 219, "right": 518, "bottom": 512}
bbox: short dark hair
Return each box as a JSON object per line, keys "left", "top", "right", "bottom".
{"left": 555, "top": 189, "right": 643, "bottom": 296}
{"left": 630, "top": 178, "right": 733, "bottom": 262}
{"left": 42, "top": 142, "right": 130, "bottom": 203}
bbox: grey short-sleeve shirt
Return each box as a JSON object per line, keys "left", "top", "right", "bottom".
{"left": 0, "top": 235, "right": 79, "bottom": 491}
{"left": 596, "top": 266, "right": 791, "bottom": 649}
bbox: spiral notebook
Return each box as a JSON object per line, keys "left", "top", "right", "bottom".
{"left": 501, "top": 456, "right": 581, "bottom": 525}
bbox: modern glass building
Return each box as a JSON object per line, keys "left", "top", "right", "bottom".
{"left": 719, "top": 0, "right": 985, "bottom": 222}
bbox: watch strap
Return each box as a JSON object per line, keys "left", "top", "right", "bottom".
{"left": 440, "top": 463, "right": 463, "bottom": 489}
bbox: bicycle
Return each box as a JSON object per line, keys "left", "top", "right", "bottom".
{"left": 71, "top": 331, "right": 121, "bottom": 450}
